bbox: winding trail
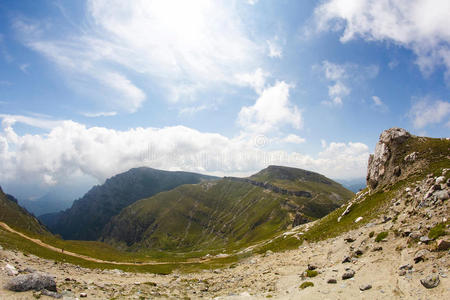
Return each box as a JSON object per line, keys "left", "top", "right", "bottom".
{"left": 0, "top": 222, "right": 215, "bottom": 266}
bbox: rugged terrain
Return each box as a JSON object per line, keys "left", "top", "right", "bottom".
{"left": 0, "top": 128, "right": 448, "bottom": 299}
{"left": 40, "top": 168, "right": 216, "bottom": 240}
{"left": 101, "top": 166, "right": 352, "bottom": 251}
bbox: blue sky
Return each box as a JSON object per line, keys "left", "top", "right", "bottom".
{"left": 0, "top": 0, "right": 449, "bottom": 200}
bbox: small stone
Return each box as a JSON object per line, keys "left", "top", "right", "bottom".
{"left": 359, "top": 284, "right": 372, "bottom": 291}
{"left": 436, "top": 240, "right": 450, "bottom": 251}
{"left": 399, "top": 264, "right": 413, "bottom": 270}
{"left": 419, "top": 236, "right": 431, "bottom": 244}
{"left": 414, "top": 249, "right": 429, "bottom": 263}
{"left": 398, "top": 270, "right": 406, "bottom": 276}
{"left": 80, "top": 292, "right": 88, "bottom": 297}
{"left": 41, "top": 289, "right": 62, "bottom": 299}
{"left": 342, "top": 256, "right": 351, "bottom": 263}
{"left": 372, "top": 246, "right": 383, "bottom": 252}
{"left": 5, "top": 264, "right": 19, "bottom": 276}
{"left": 354, "top": 217, "right": 363, "bottom": 223}
{"left": 307, "top": 264, "right": 317, "bottom": 271}
{"left": 354, "top": 249, "right": 363, "bottom": 256}
{"left": 342, "top": 269, "right": 355, "bottom": 280}
{"left": 420, "top": 274, "right": 440, "bottom": 289}
{"left": 435, "top": 176, "right": 445, "bottom": 184}
{"left": 435, "top": 190, "right": 449, "bottom": 201}
{"left": 344, "top": 237, "right": 355, "bottom": 243}
{"left": 327, "top": 279, "right": 337, "bottom": 284}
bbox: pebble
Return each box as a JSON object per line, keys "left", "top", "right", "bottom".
{"left": 359, "top": 284, "right": 372, "bottom": 291}
{"left": 420, "top": 275, "right": 440, "bottom": 289}
{"left": 342, "top": 269, "right": 355, "bottom": 280}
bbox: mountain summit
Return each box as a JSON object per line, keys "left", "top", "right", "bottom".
{"left": 39, "top": 167, "right": 216, "bottom": 240}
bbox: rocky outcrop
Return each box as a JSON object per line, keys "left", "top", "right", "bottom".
{"left": 367, "top": 128, "right": 412, "bottom": 191}
{"left": 225, "top": 177, "right": 312, "bottom": 198}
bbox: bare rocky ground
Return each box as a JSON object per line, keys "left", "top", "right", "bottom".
{"left": 1, "top": 172, "right": 449, "bottom": 299}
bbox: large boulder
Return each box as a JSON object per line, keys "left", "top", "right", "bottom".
{"left": 5, "top": 272, "right": 57, "bottom": 292}
{"left": 367, "top": 128, "right": 411, "bottom": 190}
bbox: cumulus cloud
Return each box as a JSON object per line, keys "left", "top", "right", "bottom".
{"left": 13, "top": 0, "right": 260, "bottom": 111}
{"left": 0, "top": 116, "right": 369, "bottom": 192}
{"left": 409, "top": 98, "right": 450, "bottom": 129}
{"left": 282, "top": 134, "right": 306, "bottom": 144}
{"left": 235, "top": 68, "right": 270, "bottom": 94}
{"left": 237, "top": 81, "right": 302, "bottom": 134}
{"left": 319, "top": 60, "right": 378, "bottom": 106}
{"left": 315, "top": 0, "right": 450, "bottom": 83}
{"left": 267, "top": 39, "right": 283, "bottom": 58}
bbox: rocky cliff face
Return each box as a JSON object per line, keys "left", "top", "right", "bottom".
{"left": 367, "top": 128, "right": 413, "bottom": 191}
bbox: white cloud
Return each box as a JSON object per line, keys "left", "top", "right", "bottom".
{"left": 267, "top": 39, "right": 282, "bottom": 58}
{"left": 282, "top": 134, "right": 306, "bottom": 144}
{"left": 19, "top": 63, "right": 30, "bottom": 74}
{"left": 315, "top": 0, "right": 450, "bottom": 83}
{"left": 247, "top": 0, "right": 259, "bottom": 5}
{"left": 82, "top": 111, "right": 117, "bottom": 117}
{"left": 237, "top": 81, "right": 302, "bottom": 134}
{"left": 235, "top": 68, "right": 270, "bottom": 94}
{"left": 371, "top": 95, "right": 388, "bottom": 112}
{"left": 14, "top": 0, "right": 260, "bottom": 111}
{"left": 0, "top": 116, "right": 370, "bottom": 190}
{"left": 409, "top": 98, "right": 450, "bottom": 129}
{"left": 319, "top": 60, "right": 378, "bottom": 106}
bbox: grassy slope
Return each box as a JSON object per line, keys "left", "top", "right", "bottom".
{"left": 255, "top": 136, "right": 450, "bottom": 253}
{"left": 102, "top": 166, "right": 353, "bottom": 253}
{"left": 0, "top": 187, "right": 49, "bottom": 236}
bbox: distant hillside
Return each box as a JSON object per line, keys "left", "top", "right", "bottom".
{"left": 0, "top": 186, "right": 49, "bottom": 236}
{"left": 40, "top": 167, "right": 217, "bottom": 240}
{"left": 101, "top": 166, "right": 354, "bottom": 251}
{"left": 20, "top": 195, "right": 73, "bottom": 217}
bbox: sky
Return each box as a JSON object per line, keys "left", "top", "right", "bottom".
{"left": 0, "top": 0, "right": 449, "bottom": 201}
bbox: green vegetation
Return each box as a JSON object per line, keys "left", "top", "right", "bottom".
{"left": 305, "top": 269, "right": 318, "bottom": 277}
{"left": 40, "top": 167, "right": 217, "bottom": 241}
{"left": 0, "top": 187, "right": 49, "bottom": 236}
{"left": 375, "top": 232, "right": 388, "bottom": 242}
{"left": 102, "top": 166, "right": 353, "bottom": 253}
{"left": 299, "top": 282, "right": 314, "bottom": 289}
{"left": 369, "top": 231, "right": 375, "bottom": 238}
{"left": 428, "top": 222, "right": 448, "bottom": 240}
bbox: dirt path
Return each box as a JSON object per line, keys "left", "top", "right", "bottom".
{"left": 0, "top": 221, "right": 215, "bottom": 266}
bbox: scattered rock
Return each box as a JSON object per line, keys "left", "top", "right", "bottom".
{"left": 344, "top": 237, "right": 355, "bottom": 243}
{"left": 435, "top": 190, "right": 449, "bottom": 201}
{"left": 342, "top": 269, "right": 355, "bottom": 280}
{"left": 80, "top": 292, "right": 88, "bottom": 297}
{"left": 436, "top": 239, "right": 450, "bottom": 251}
{"left": 414, "top": 249, "right": 429, "bottom": 263}
{"left": 5, "top": 264, "right": 19, "bottom": 276}
{"left": 371, "top": 246, "right": 383, "bottom": 252}
{"left": 327, "top": 279, "right": 337, "bottom": 284}
{"left": 420, "top": 274, "right": 440, "bottom": 289}
{"left": 359, "top": 284, "right": 372, "bottom": 291}
{"left": 354, "top": 217, "right": 363, "bottom": 223}
{"left": 419, "top": 236, "right": 431, "bottom": 244}
{"left": 5, "top": 272, "right": 56, "bottom": 292}
{"left": 399, "top": 264, "right": 413, "bottom": 270}
{"left": 307, "top": 264, "right": 317, "bottom": 271}
{"left": 342, "top": 256, "right": 351, "bottom": 263}
{"left": 398, "top": 270, "right": 406, "bottom": 276}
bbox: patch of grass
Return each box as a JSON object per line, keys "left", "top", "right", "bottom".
{"left": 428, "top": 222, "right": 448, "bottom": 240}
{"left": 305, "top": 269, "right": 318, "bottom": 277}
{"left": 369, "top": 231, "right": 375, "bottom": 238}
{"left": 299, "top": 281, "right": 314, "bottom": 289}
{"left": 375, "top": 232, "right": 388, "bottom": 242}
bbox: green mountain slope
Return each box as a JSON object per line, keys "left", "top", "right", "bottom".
{"left": 0, "top": 186, "right": 49, "bottom": 236}
{"left": 101, "top": 166, "right": 353, "bottom": 252}
{"left": 40, "top": 167, "right": 217, "bottom": 240}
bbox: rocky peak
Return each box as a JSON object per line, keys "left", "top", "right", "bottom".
{"left": 367, "top": 128, "right": 412, "bottom": 191}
